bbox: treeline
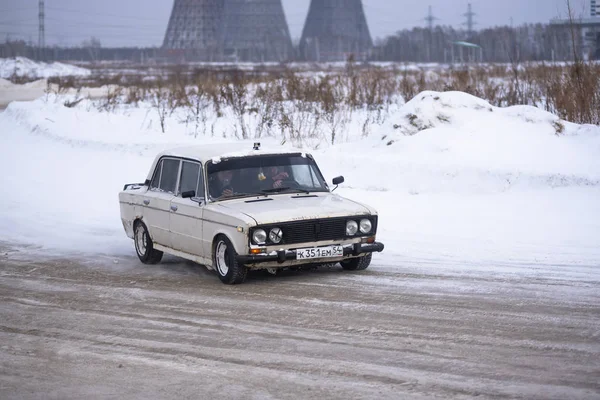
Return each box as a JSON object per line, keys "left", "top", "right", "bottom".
{"left": 1, "top": 23, "right": 598, "bottom": 64}
{"left": 373, "top": 23, "right": 596, "bottom": 63}
{"left": 0, "top": 41, "right": 157, "bottom": 64}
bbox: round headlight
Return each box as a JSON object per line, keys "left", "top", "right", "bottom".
{"left": 359, "top": 219, "right": 372, "bottom": 234}
{"left": 252, "top": 229, "right": 267, "bottom": 244}
{"left": 346, "top": 220, "right": 358, "bottom": 236}
{"left": 269, "top": 227, "right": 283, "bottom": 244}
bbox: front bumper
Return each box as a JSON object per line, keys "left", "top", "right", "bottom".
{"left": 236, "top": 242, "right": 384, "bottom": 265}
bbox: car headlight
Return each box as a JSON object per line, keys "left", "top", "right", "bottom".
{"left": 359, "top": 219, "right": 372, "bottom": 234}
{"left": 269, "top": 227, "right": 283, "bottom": 244}
{"left": 252, "top": 229, "right": 267, "bottom": 244}
{"left": 346, "top": 220, "right": 358, "bottom": 236}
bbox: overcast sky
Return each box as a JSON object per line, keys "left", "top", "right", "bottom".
{"left": 0, "top": 0, "right": 590, "bottom": 47}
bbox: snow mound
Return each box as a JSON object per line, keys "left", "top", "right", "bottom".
{"left": 390, "top": 91, "right": 584, "bottom": 137}
{"left": 0, "top": 90, "right": 599, "bottom": 264}
{"left": 0, "top": 57, "right": 91, "bottom": 79}
{"left": 3, "top": 90, "right": 600, "bottom": 194}
{"left": 333, "top": 90, "right": 600, "bottom": 193}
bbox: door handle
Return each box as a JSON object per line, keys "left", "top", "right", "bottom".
{"left": 143, "top": 200, "right": 150, "bottom": 205}
{"left": 171, "top": 205, "right": 178, "bottom": 212}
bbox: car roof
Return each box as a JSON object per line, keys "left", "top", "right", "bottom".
{"left": 145, "top": 143, "right": 307, "bottom": 182}
{"left": 155, "top": 143, "right": 302, "bottom": 163}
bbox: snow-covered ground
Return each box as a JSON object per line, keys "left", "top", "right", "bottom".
{"left": 0, "top": 57, "right": 91, "bottom": 79}
{"left": 0, "top": 90, "right": 598, "bottom": 269}
{"left": 1, "top": 86, "right": 600, "bottom": 399}
{"left": 0, "top": 78, "right": 112, "bottom": 109}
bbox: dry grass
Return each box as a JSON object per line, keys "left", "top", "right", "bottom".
{"left": 37, "top": 61, "right": 599, "bottom": 141}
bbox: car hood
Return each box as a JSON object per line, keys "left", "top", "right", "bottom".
{"left": 216, "top": 193, "right": 373, "bottom": 225}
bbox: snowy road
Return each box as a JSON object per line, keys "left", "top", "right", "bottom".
{"left": 2, "top": 80, "right": 600, "bottom": 399}
{"left": 1, "top": 245, "right": 599, "bottom": 400}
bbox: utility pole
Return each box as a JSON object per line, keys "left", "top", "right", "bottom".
{"left": 424, "top": 6, "right": 438, "bottom": 62}
{"left": 38, "top": 0, "right": 45, "bottom": 59}
{"left": 463, "top": 3, "right": 476, "bottom": 39}
{"left": 425, "top": 5, "right": 436, "bottom": 31}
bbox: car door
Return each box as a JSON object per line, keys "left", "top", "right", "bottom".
{"left": 143, "top": 157, "right": 180, "bottom": 248}
{"left": 169, "top": 160, "right": 205, "bottom": 258}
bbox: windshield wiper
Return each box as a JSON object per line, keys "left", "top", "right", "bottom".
{"left": 218, "top": 192, "right": 265, "bottom": 200}
{"left": 261, "top": 187, "right": 310, "bottom": 194}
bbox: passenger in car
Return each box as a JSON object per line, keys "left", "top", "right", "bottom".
{"left": 263, "top": 166, "right": 289, "bottom": 189}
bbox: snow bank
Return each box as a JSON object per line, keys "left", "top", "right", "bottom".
{"left": 334, "top": 91, "right": 600, "bottom": 193}
{"left": 0, "top": 57, "right": 91, "bottom": 79}
{"left": 5, "top": 90, "right": 598, "bottom": 194}
{"left": 0, "top": 90, "right": 599, "bottom": 267}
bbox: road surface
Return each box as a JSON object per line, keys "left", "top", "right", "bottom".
{"left": 1, "top": 243, "right": 599, "bottom": 399}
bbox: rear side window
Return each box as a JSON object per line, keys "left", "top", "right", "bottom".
{"left": 159, "top": 159, "right": 180, "bottom": 193}
{"left": 179, "top": 161, "right": 203, "bottom": 197}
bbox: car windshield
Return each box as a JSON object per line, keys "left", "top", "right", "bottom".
{"left": 206, "top": 154, "right": 329, "bottom": 200}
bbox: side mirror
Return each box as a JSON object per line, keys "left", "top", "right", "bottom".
{"left": 332, "top": 176, "right": 345, "bottom": 185}
{"left": 182, "top": 190, "right": 195, "bottom": 199}
{"left": 331, "top": 176, "right": 344, "bottom": 192}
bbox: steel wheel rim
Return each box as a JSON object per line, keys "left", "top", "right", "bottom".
{"left": 135, "top": 225, "right": 147, "bottom": 256}
{"left": 215, "top": 241, "right": 229, "bottom": 276}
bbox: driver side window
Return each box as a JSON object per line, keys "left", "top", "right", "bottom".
{"left": 178, "top": 161, "right": 205, "bottom": 198}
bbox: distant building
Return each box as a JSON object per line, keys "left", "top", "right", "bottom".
{"left": 163, "top": 0, "right": 225, "bottom": 61}
{"left": 300, "top": 0, "right": 373, "bottom": 62}
{"left": 222, "top": 0, "right": 293, "bottom": 62}
{"left": 549, "top": 2, "right": 600, "bottom": 60}
{"left": 162, "top": 0, "right": 293, "bottom": 62}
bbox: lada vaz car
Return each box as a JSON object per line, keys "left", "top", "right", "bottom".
{"left": 119, "top": 143, "right": 384, "bottom": 284}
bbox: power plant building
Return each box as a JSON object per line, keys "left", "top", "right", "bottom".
{"left": 300, "top": 0, "right": 373, "bottom": 61}
{"left": 163, "top": 0, "right": 293, "bottom": 62}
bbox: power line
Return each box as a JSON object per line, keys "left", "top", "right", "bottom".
{"left": 45, "top": 6, "right": 167, "bottom": 22}
{"left": 0, "top": 7, "right": 38, "bottom": 13}
{"left": 44, "top": 17, "right": 163, "bottom": 29}
{"left": 0, "top": 19, "right": 39, "bottom": 25}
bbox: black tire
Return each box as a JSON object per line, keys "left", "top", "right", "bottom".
{"left": 133, "top": 220, "right": 163, "bottom": 264}
{"left": 340, "top": 253, "right": 372, "bottom": 271}
{"left": 213, "top": 235, "right": 248, "bottom": 284}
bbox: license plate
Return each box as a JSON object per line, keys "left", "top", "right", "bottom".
{"left": 296, "top": 245, "right": 343, "bottom": 260}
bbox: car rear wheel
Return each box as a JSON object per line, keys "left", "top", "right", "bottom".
{"left": 340, "top": 253, "right": 372, "bottom": 271}
{"left": 213, "top": 236, "right": 248, "bottom": 284}
{"left": 134, "top": 221, "right": 163, "bottom": 264}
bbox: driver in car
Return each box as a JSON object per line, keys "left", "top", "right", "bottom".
{"left": 210, "top": 169, "right": 235, "bottom": 198}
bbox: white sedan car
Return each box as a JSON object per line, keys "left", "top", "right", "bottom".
{"left": 119, "top": 143, "right": 384, "bottom": 284}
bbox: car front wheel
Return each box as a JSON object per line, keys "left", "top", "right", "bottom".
{"left": 134, "top": 221, "right": 163, "bottom": 264}
{"left": 213, "top": 236, "right": 248, "bottom": 284}
{"left": 340, "top": 253, "right": 372, "bottom": 271}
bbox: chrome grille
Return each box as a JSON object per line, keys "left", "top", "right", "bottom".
{"left": 254, "top": 216, "right": 377, "bottom": 246}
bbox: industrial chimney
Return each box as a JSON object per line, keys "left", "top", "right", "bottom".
{"left": 222, "top": 0, "right": 293, "bottom": 62}
{"left": 163, "top": 0, "right": 225, "bottom": 61}
{"left": 163, "top": 0, "right": 293, "bottom": 62}
{"left": 300, "top": 0, "right": 373, "bottom": 62}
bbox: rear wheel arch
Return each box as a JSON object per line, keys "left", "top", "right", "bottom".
{"left": 133, "top": 219, "right": 163, "bottom": 264}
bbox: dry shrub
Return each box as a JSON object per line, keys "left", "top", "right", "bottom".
{"left": 52, "top": 59, "right": 598, "bottom": 143}
{"left": 537, "top": 62, "right": 600, "bottom": 125}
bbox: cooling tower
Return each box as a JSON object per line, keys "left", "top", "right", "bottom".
{"left": 300, "top": 0, "right": 373, "bottom": 62}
